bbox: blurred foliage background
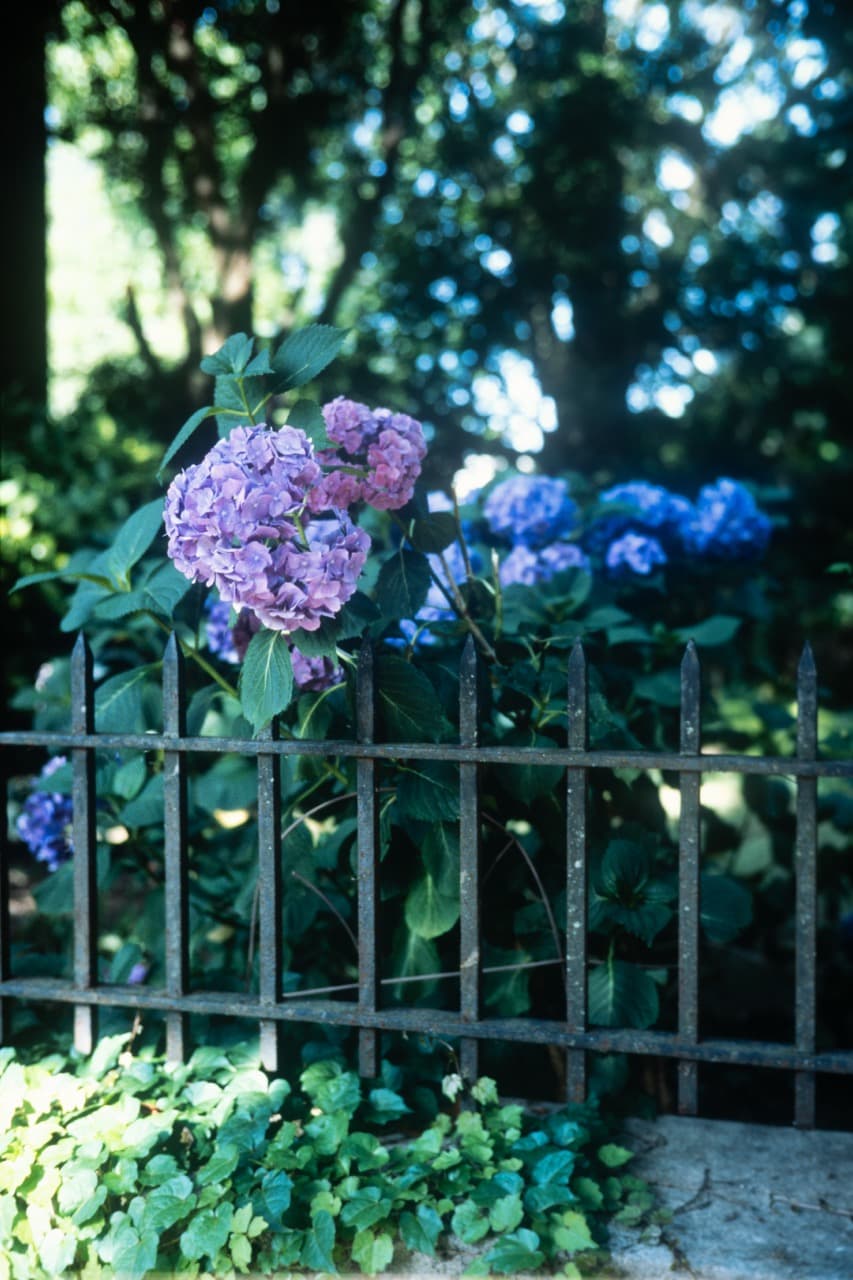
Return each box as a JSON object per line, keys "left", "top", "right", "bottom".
{"left": 2, "top": 0, "right": 852, "bottom": 708}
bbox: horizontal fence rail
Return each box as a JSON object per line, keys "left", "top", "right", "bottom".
{"left": 2, "top": 633, "right": 851, "bottom": 1129}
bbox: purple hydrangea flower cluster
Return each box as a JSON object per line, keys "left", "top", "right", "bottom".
{"left": 484, "top": 475, "right": 578, "bottom": 548}
{"left": 314, "top": 397, "right": 427, "bottom": 511}
{"left": 500, "top": 542, "right": 590, "bottom": 587}
{"left": 16, "top": 756, "right": 73, "bottom": 872}
{"left": 680, "top": 478, "right": 772, "bottom": 559}
{"left": 165, "top": 425, "right": 370, "bottom": 634}
{"left": 205, "top": 597, "right": 343, "bottom": 692}
{"left": 606, "top": 532, "right": 667, "bottom": 577}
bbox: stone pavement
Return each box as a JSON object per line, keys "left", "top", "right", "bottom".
{"left": 388, "top": 1114, "right": 853, "bottom": 1279}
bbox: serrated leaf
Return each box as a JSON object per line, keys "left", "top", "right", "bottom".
{"left": 143, "top": 561, "right": 192, "bottom": 617}
{"left": 96, "top": 665, "right": 157, "bottom": 734}
{"left": 94, "top": 590, "right": 149, "bottom": 620}
{"left": 291, "top": 618, "right": 340, "bottom": 660}
{"left": 200, "top": 333, "right": 255, "bottom": 375}
{"left": 10, "top": 569, "right": 114, "bottom": 595}
{"left": 271, "top": 324, "right": 347, "bottom": 389}
{"left": 106, "top": 499, "right": 166, "bottom": 581}
{"left": 288, "top": 398, "right": 332, "bottom": 448}
{"left": 158, "top": 405, "right": 216, "bottom": 479}
{"left": 411, "top": 513, "right": 459, "bottom": 554}
{"left": 214, "top": 374, "right": 268, "bottom": 433}
{"left": 397, "top": 762, "right": 460, "bottom": 821}
{"left": 375, "top": 656, "right": 451, "bottom": 742}
{"left": 376, "top": 549, "right": 432, "bottom": 619}
{"left": 588, "top": 957, "right": 659, "bottom": 1030}
{"left": 239, "top": 630, "right": 294, "bottom": 732}
{"left": 405, "top": 873, "right": 459, "bottom": 940}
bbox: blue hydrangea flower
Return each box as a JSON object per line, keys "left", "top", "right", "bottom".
{"left": 589, "top": 481, "right": 694, "bottom": 551}
{"left": 606, "top": 532, "right": 667, "bottom": 577}
{"left": 205, "top": 597, "right": 240, "bottom": 664}
{"left": 500, "top": 542, "right": 591, "bottom": 587}
{"left": 680, "top": 478, "right": 772, "bottom": 559}
{"left": 483, "top": 475, "right": 578, "bottom": 548}
{"left": 16, "top": 756, "right": 73, "bottom": 872}
{"left": 397, "top": 540, "right": 483, "bottom": 646}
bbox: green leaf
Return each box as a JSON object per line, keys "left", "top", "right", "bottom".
{"left": 675, "top": 615, "right": 742, "bottom": 647}
{"left": 94, "top": 590, "right": 149, "bottom": 620}
{"left": 10, "top": 568, "right": 114, "bottom": 595}
{"left": 588, "top": 957, "right": 659, "bottom": 1029}
{"left": 214, "top": 373, "right": 268, "bottom": 434}
{"left": 405, "top": 873, "right": 459, "bottom": 940}
{"left": 291, "top": 618, "right": 341, "bottom": 660}
{"left": 700, "top": 872, "right": 752, "bottom": 943}
{"left": 489, "top": 1194, "right": 524, "bottom": 1234}
{"left": 397, "top": 762, "right": 460, "bottom": 822}
{"left": 532, "top": 1149, "right": 576, "bottom": 1185}
{"left": 340, "top": 1185, "right": 392, "bottom": 1231}
{"left": 300, "top": 1208, "right": 337, "bottom": 1273}
{"left": 633, "top": 670, "right": 682, "bottom": 708}
{"left": 179, "top": 1203, "right": 233, "bottom": 1262}
{"left": 271, "top": 324, "right": 347, "bottom": 389}
{"left": 597, "top": 1144, "right": 633, "bottom": 1168}
{"left": 399, "top": 1205, "right": 443, "bottom": 1256}
{"left": 138, "top": 1174, "right": 196, "bottom": 1233}
{"left": 239, "top": 629, "right": 294, "bottom": 732}
{"left": 254, "top": 1169, "right": 293, "bottom": 1228}
{"left": 106, "top": 499, "right": 166, "bottom": 581}
{"left": 119, "top": 774, "right": 164, "bottom": 828}
{"left": 376, "top": 656, "right": 451, "bottom": 742}
{"left": 352, "top": 1228, "right": 394, "bottom": 1274}
{"left": 196, "top": 1142, "right": 240, "bottom": 1187}
{"left": 366, "top": 1087, "right": 411, "bottom": 1123}
{"left": 158, "top": 405, "right": 216, "bottom": 479}
{"left": 481, "top": 1228, "right": 544, "bottom": 1273}
{"left": 451, "top": 1201, "right": 490, "bottom": 1244}
{"left": 39, "top": 1228, "right": 78, "bottom": 1275}
{"left": 287, "top": 398, "right": 333, "bottom": 448}
{"left": 300, "top": 1062, "right": 361, "bottom": 1115}
{"left": 200, "top": 333, "right": 255, "bottom": 375}
{"left": 230, "top": 1232, "right": 253, "bottom": 1271}
{"left": 143, "top": 561, "right": 192, "bottom": 617}
{"left": 57, "top": 1165, "right": 98, "bottom": 1214}
{"left": 410, "top": 512, "right": 459, "bottom": 554}
{"left": 376, "top": 549, "right": 432, "bottom": 619}
{"left": 502, "top": 731, "right": 564, "bottom": 802}
{"left": 552, "top": 1209, "right": 595, "bottom": 1253}
{"left": 96, "top": 665, "right": 157, "bottom": 734}
{"left": 108, "top": 1223, "right": 159, "bottom": 1279}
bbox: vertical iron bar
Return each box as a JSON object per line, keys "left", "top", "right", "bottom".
{"left": 678, "top": 641, "right": 702, "bottom": 1115}
{"left": 163, "top": 635, "right": 189, "bottom": 1062}
{"left": 565, "top": 641, "right": 589, "bottom": 1102}
{"left": 71, "top": 634, "right": 97, "bottom": 1054}
{"left": 459, "top": 636, "right": 481, "bottom": 1084}
{"left": 357, "top": 641, "right": 379, "bottom": 1076}
{"left": 795, "top": 642, "right": 818, "bottom": 1128}
{"left": 0, "top": 774, "right": 9, "bottom": 1043}
{"left": 257, "top": 714, "right": 282, "bottom": 1073}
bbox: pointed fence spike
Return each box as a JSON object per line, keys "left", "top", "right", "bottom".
{"left": 568, "top": 638, "right": 586, "bottom": 674}
{"left": 797, "top": 639, "right": 816, "bottom": 680}
{"left": 681, "top": 638, "right": 700, "bottom": 671}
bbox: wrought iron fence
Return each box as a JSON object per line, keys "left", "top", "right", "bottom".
{"left": 1, "top": 632, "right": 851, "bottom": 1129}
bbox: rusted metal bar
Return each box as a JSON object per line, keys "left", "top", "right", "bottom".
{"left": 566, "top": 641, "right": 589, "bottom": 1102}
{"left": 356, "top": 642, "right": 379, "bottom": 1076}
{"left": 71, "top": 634, "right": 97, "bottom": 1055}
{"left": 2, "top": 728, "right": 848, "bottom": 778}
{"left": 794, "top": 643, "right": 818, "bottom": 1127}
{"left": 459, "top": 635, "right": 481, "bottom": 1083}
{"left": 2, "top": 973, "right": 851, "bottom": 1076}
{"left": 163, "top": 635, "right": 189, "bottom": 1062}
{"left": 678, "top": 641, "right": 702, "bottom": 1115}
{"left": 257, "top": 711, "right": 283, "bottom": 1073}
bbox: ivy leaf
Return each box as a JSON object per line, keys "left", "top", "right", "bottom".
{"left": 481, "top": 1227, "right": 544, "bottom": 1274}
{"left": 300, "top": 1062, "right": 361, "bottom": 1115}
{"left": 366, "top": 1087, "right": 411, "bottom": 1124}
{"left": 287, "top": 398, "right": 333, "bottom": 448}
{"left": 108, "top": 1223, "right": 160, "bottom": 1279}
{"left": 700, "top": 872, "right": 752, "bottom": 943}
{"left": 597, "top": 1143, "right": 634, "bottom": 1168}
{"left": 488, "top": 1194, "right": 524, "bottom": 1234}
{"left": 399, "top": 1205, "right": 443, "bottom": 1256}
{"left": 451, "top": 1200, "right": 490, "bottom": 1244}
{"left": 196, "top": 1142, "right": 240, "bottom": 1187}
{"left": 376, "top": 549, "right": 432, "bottom": 620}
{"left": 531, "top": 1149, "right": 576, "bottom": 1185}
{"left": 271, "top": 324, "right": 348, "bottom": 390}
{"left": 352, "top": 1228, "right": 394, "bottom": 1274}
{"left": 300, "top": 1208, "right": 337, "bottom": 1273}
{"left": 179, "top": 1203, "right": 233, "bottom": 1262}
{"left": 230, "top": 1232, "right": 253, "bottom": 1271}
{"left": 138, "top": 1175, "right": 196, "bottom": 1233}
{"left": 157, "top": 405, "right": 216, "bottom": 480}
{"left": 410, "top": 512, "right": 459, "bottom": 554}
{"left": 340, "top": 1186, "right": 393, "bottom": 1231}
{"left": 254, "top": 1169, "right": 293, "bottom": 1228}
{"left": 552, "top": 1209, "right": 595, "bottom": 1253}
{"left": 106, "top": 499, "right": 166, "bottom": 583}
{"left": 239, "top": 629, "right": 294, "bottom": 732}
{"left": 588, "top": 958, "right": 659, "bottom": 1030}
